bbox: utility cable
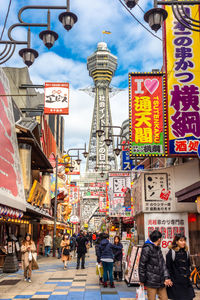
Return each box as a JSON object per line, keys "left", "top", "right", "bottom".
{"left": 118, "top": 0, "right": 162, "bottom": 41}
{"left": 0, "top": 0, "right": 12, "bottom": 41}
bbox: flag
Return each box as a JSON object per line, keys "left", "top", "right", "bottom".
{"left": 102, "top": 30, "right": 111, "bottom": 34}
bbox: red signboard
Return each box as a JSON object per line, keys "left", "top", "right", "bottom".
{"left": 129, "top": 73, "right": 167, "bottom": 157}
{"left": 44, "top": 82, "right": 69, "bottom": 115}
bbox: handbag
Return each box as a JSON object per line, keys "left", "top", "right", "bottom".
{"left": 136, "top": 285, "right": 145, "bottom": 300}
{"left": 63, "top": 247, "right": 70, "bottom": 256}
{"left": 32, "top": 256, "right": 39, "bottom": 270}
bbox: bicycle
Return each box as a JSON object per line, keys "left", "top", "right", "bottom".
{"left": 190, "top": 255, "right": 200, "bottom": 290}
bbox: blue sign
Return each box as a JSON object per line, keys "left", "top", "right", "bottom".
{"left": 122, "top": 151, "right": 144, "bottom": 171}
{"left": 198, "top": 143, "right": 200, "bottom": 159}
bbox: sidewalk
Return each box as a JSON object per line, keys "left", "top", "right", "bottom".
{"left": 0, "top": 248, "right": 199, "bottom": 300}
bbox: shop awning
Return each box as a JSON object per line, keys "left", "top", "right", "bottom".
{"left": 40, "top": 219, "right": 70, "bottom": 228}
{"left": 16, "top": 118, "right": 53, "bottom": 172}
{"left": 176, "top": 181, "right": 200, "bottom": 202}
{"left": 26, "top": 203, "right": 53, "bottom": 219}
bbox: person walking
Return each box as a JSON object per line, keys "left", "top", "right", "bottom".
{"left": 113, "top": 236, "right": 123, "bottom": 281}
{"left": 43, "top": 231, "right": 52, "bottom": 257}
{"left": 76, "top": 231, "right": 88, "bottom": 269}
{"left": 139, "top": 230, "right": 172, "bottom": 300}
{"left": 166, "top": 234, "right": 195, "bottom": 300}
{"left": 70, "top": 233, "right": 77, "bottom": 259}
{"left": 92, "top": 232, "right": 97, "bottom": 245}
{"left": 95, "top": 232, "right": 105, "bottom": 284}
{"left": 55, "top": 232, "right": 62, "bottom": 259}
{"left": 21, "top": 233, "right": 36, "bottom": 283}
{"left": 60, "top": 234, "right": 70, "bottom": 270}
{"left": 99, "top": 233, "right": 115, "bottom": 288}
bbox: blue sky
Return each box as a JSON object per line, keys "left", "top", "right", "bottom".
{"left": 0, "top": 0, "right": 163, "bottom": 171}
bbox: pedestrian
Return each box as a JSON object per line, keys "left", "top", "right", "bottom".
{"left": 43, "top": 231, "right": 52, "bottom": 257}
{"left": 70, "top": 233, "right": 77, "bottom": 258}
{"left": 92, "top": 232, "right": 97, "bottom": 244}
{"left": 21, "top": 233, "right": 36, "bottom": 283}
{"left": 95, "top": 232, "right": 105, "bottom": 284}
{"left": 76, "top": 230, "right": 88, "bottom": 269}
{"left": 113, "top": 235, "right": 123, "bottom": 281}
{"left": 55, "top": 232, "right": 62, "bottom": 259}
{"left": 166, "top": 234, "right": 195, "bottom": 300}
{"left": 99, "top": 233, "right": 115, "bottom": 288}
{"left": 89, "top": 232, "right": 93, "bottom": 247}
{"left": 139, "top": 230, "right": 172, "bottom": 300}
{"left": 60, "top": 234, "right": 71, "bottom": 270}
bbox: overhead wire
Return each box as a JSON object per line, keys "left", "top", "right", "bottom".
{"left": 118, "top": 0, "right": 162, "bottom": 41}
{"left": 0, "top": 0, "right": 12, "bottom": 41}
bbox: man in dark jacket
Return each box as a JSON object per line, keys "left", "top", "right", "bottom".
{"left": 139, "top": 230, "right": 172, "bottom": 300}
{"left": 76, "top": 231, "right": 88, "bottom": 269}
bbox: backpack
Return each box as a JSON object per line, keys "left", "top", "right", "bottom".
{"left": 171, "top": 249, "right": 189, "bottom": 261}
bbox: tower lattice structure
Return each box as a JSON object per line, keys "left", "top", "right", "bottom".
{"left": 86, "top": 42, "right": 118, "bottom": 172}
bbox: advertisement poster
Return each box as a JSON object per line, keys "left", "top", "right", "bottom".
{"left": 125, "top": 246, "right": 141, "bottom": 284}
{"left": 129, "top": 72, "right": 167, "bottom": 157}
{"left": 0, "top": 69, "right": 26, "bottom": 211}
{"left": 44, "top": 82, "right": 69, "bottom": 115}
{"left": 108, "top": 172, "right": 132, "bottom": 217}
{"left": 69, "top": 186, "right": 79, "bottom": 206}
{"left": 164, "top": 5, "right": 200, "bottom": 155}
{"left": 144, "top": 213, "right": 189, "bottom": 255}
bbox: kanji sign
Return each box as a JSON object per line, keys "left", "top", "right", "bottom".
{"left": 144, "top": 213, "right": 189, "bottom": 255}
{"left": 44, "top": 82, "right": 69, "bottom": 115}
{"left": 164, "top": 5, "right": 200, "bottom": 155}
{"left": 108, "top": 172, "right": 132, "bottom": 217}
{"left": 129, "top": 73, "right": 167, "bottom": 157}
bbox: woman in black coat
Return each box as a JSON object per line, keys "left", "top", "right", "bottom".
{"left": 112, "top": 236, "right": 123, "bottom": 281}
{"left": 166, "top": 234, "right": 195, "bottom": 300}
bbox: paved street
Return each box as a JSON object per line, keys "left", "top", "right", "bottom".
{"left": 0, "top": 249, "right": 200, "bottom": 300}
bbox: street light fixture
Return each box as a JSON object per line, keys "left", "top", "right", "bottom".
{"left": 125, "top": 0, "right": 139, "bottom": 9}
{"left": 104, "top": 137, "right": 113, "bottom": 147}
{"left": 0, "top": 1, "right": 78, "bottom": 66}
{"left": 100, "top": 171, "right": 104, "bottom": 178}
{"left": 143, "top": 0, "right": 200, "bottom": 32}
{"left": 96, "top": 129, "right": 104, "bottom": 138}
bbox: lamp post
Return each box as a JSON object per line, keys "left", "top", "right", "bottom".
{"left": 129, "top": 0, "right": 200, "bottom": 32}
{"left": 0, "top": 0, "right": 78, "bottom": 66}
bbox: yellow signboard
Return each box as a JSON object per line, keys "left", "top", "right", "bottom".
{"left": 164, "top": 4, "right": 200, "bottom": 156}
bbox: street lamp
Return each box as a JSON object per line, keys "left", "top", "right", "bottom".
{"left": 0, "top": 1, "right": 78, "bottom": 66}
{"left": 144, "top": 0, "right": 200, "bottom": 32}
{"left": 105, "top": 137, "right": 113, "bottom": 147}
{"left": 125, "top": 0, "right": 139, "bottom": 9}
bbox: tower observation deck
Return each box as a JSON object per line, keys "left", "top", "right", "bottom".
{"left": 86, "top": 42, "right": 118, "bottom": 172}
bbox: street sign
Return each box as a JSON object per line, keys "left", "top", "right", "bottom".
{"left": 122, "top": 151, "right": 135, "bottom": 170}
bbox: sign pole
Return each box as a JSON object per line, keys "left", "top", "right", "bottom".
{"left": 53, "top": 154, "right": 58, "bottom": 257}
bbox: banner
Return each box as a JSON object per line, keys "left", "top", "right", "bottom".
{"left": 108, "top": 172, "right": 132, "bottom": 217}
{"left": 164, "top": 5, "right": 200, "bottom": 155}
{"left": 129, "top": 72, "right": 166, "bottom": 157}
{"left": 44, "top": 82, "right": 69, "bottom": 114}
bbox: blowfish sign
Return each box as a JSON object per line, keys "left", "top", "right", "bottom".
{"left": 129, "top": 73, "right": 167, "bottom": 157}
{"left": 164, "top": 5, "right": 200, "bottom": 155}
{"left": 44, "top": 82, "right": 69, "bottom": 115}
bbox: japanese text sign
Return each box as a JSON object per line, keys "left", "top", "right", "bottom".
{"left": 129, "top": 73, "right": 166, "bottom": 157}
{"left": 164, "top": 6, "right": 200, "bottom": 155}
{"left": 44, "top": 82, "right": 69, "bottom": 115}
{"left": 108, "top": 172, "right": 132, "bottom": 217}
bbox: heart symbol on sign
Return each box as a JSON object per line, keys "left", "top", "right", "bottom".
{"left": 144, "top": 79, "right": 159, "bottom": 94}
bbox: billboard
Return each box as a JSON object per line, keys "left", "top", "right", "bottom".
{"left": 0, "top": 69, "right": 26, "bottom": 211}
{"left": 44, "top": 82, "right": 69, "bottom": 115}
{"left": 108, "top": 172, "right": 132, "bottom": 217}
{"left": 129, "top": 72, "right": 167, "bottom": 157}
{"left": 164, "top": 5, "right": 200, "bottom": 155}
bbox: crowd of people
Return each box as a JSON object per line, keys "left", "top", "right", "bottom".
{"left": 19, "top": 229, "right": 196, "bottom": 300}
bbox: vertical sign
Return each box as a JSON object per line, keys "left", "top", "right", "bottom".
{"left": 44, "top": 82, "right": 69, "bottom": 114}
{"left": 129, "top": 73, "right": 167, "bottom": 157}
{"left": 108, "top": 172, "right": 132, "bottom": 217}
{"left": 164, "top": 5, "right": 200, "bottom": 155}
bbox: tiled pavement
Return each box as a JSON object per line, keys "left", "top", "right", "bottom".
{"left": 0, "top": 249, "right": 200, "bottom": 300}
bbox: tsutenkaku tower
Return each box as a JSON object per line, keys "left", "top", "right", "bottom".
{"left": 86, "top": 42, "right": 118, "bottom": 172}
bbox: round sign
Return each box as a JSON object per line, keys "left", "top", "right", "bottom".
{"left": 70, "top": 215, "right": 80, "bottom": 224}
{"left": 131, "top": 228, "right": 135, "bottom": 233}
{"left": 84, "top": 223, "right": 88, "bottom": 228}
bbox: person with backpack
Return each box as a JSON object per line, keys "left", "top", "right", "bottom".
{"left": 166, "top": 234, "right": 195, "bottom": 300}
{"left": 139, "top": 230, "right": 172, "bottom": 300}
